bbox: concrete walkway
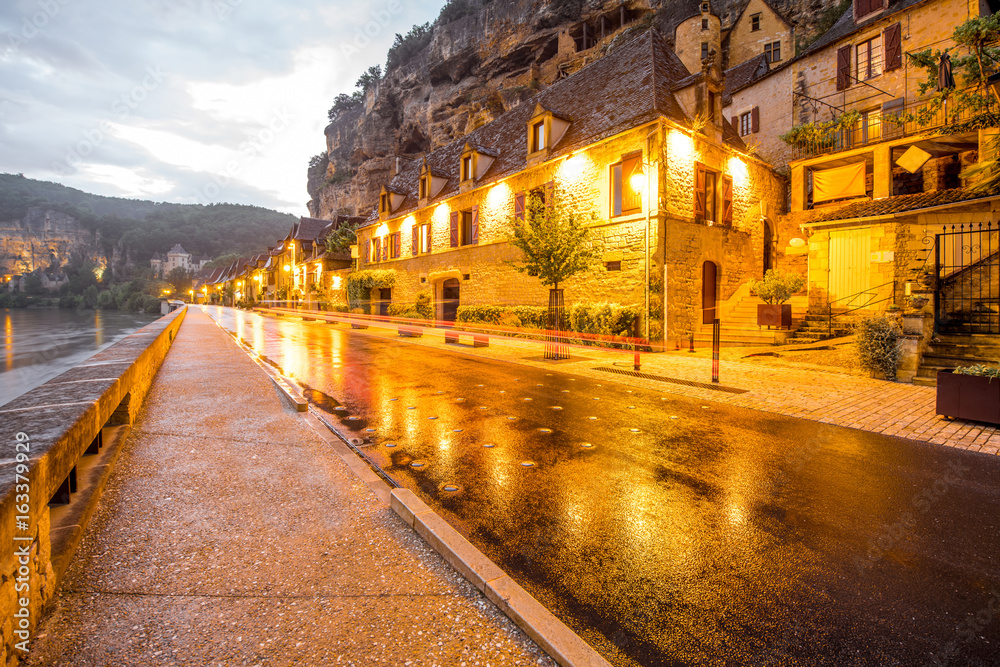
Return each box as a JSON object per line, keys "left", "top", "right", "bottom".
{"left": 26, "top": 310, "right": 553, "bottom": 667}
{"left": 253, "top": 308, "right": 1000, "bottom": 457}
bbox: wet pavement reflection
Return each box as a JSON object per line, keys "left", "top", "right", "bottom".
{"left": 206, "top": 307, "right": 1000, "bottom": 667}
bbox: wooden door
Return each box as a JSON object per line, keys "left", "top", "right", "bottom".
{"left": 829, "top": 229, "right": 871, "bottom": 305}
{"left": 442, "top": 279, "right": 460, "bottom": 322}
{"left": 702, "top": 261, "right": 718, "bottom": 325}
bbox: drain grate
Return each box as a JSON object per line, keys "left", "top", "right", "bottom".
{"left": 592, "top": 367, "right": 748, "bottom": 394}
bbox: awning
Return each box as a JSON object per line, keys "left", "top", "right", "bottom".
{"left": 813, "top": 162, "right": 866, "bottom": 203}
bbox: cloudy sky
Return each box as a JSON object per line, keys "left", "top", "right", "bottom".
{"left": 0, "top": 0, "right": 440, "bottom": 214}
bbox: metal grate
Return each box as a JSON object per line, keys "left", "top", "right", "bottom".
{"left": 592, "top": 367, "right": 748, "bottom": 394}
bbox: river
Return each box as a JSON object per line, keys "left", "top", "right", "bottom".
{"left": 0, "top": 308, "right": 157, "bottom": 407}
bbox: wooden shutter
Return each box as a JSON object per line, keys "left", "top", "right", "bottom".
{"left": 622, "top": 154, "right": 641, "bottom": 214}
{"left": 751, "top": 106, "right": 760, "bottom": 133}
{"left": 364, "top": 239, "right": 370, "bottom": 264}
{"left": 836, "top": 45, "right": 851, "bottom": 91}
{"left": 412, "top": 227, "right": 419, "bottom": 255}
{"left": 393, "top": 232, "right": 401, "bottom": 259}
{"left": 449, "top": 212, "right": 459, "bottom": 247}
{"left": 514, "top": 192, "right": 525, "bottom": 223}
{"left": 731, "top": 116, "right": 739, "bottom": 133}
{"left": 722, "top": 175, "right": 733, "bottom": 225}
{"left": 373, "top": 237, "right": 380, "bottom": 263}
{"left": 471, "top": 206, "right": 480, "bottom": 244}
{"left": 427, "top": 223, "right": 432, "bottom": 251}
{"left": 694, "top": 166, "right": 706, "bottom": 220}
{"left": 883, "top": 23, "right": 901, "bottom": 71}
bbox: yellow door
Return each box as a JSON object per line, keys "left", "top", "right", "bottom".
{"left": 829, "top": 229, "right": 871, "bottom": 306}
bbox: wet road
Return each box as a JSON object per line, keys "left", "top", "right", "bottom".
{"left": 206, "top": 307, "right": 1000, "bottom": 667}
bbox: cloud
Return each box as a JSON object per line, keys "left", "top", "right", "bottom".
{"left": 0, "top": 0, "right": 442, "bottom": 215}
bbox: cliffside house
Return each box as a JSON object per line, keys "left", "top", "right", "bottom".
{"left": 727, "top": 0, "right": 1000, "bottom": 381}
{"left": 151, "top": 244, "right": 206, "bottom": 278}
{"left": 351, "top": 29, "right": 790, "bottom": 346}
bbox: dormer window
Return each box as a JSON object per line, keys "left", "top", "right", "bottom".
{"left": 379, "top": 186, "right": 405, "bottom": 218}
{"left": 380, "top": 193, "right": 388, "bottom": 214}
{"left": 854, "top": 0, "right": 885, "bottom": 20}
{"left": 458, "top": 143, "right": 495, "bottom": 192}
{"left": 419, "top": 161, "right": 447, "bottom": 204}
{"left": 532, "top": 122, "right": 546, "bottom": 153}
{"left": 419, "top": 175, "right": 428, "bottom": 199}
{"left": 462, "top": 155, "right": 474, "bottom": 182}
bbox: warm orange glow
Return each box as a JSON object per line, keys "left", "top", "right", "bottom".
{"left": 377, "top": 222, "right": 390, "bottom": 236}
{"left": 729, "top": 156, "right": 748, "bottom": 185}
{"left": 486, "top": 181, "right": 512, "bottom": 212}
{"left": 668, "top": 130, "right": 695, "bottom": 163}
{"left": 630, "top": 168, "right": 647, "bottom": 193}
{"left": 283, "top": 264, "right": 291, "bottom": 272}
{"left": 332, "top": 276, "right": 342, "bottom": 289}
{"left": 559, "top": 153, "right": 587, "bottom": 181}
{"left": 402, "top": 215, "right": 416, "bottom": 229}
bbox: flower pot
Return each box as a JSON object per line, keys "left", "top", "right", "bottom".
{"left": 757, "top": 304, "right": 792, "bottom": 329}
{"left": 936, "top": 371, "right": 1000, "bottom": 424}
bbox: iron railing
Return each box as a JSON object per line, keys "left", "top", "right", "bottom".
{"left": 935, "top": 222, "right": 999, "bottom": 334}
{"left": 827, "top": 280, "right": 897, "bottom": 337}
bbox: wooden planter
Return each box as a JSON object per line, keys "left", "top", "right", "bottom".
{"left": 936, "top": 371, "right": 1000, "bottom": 424}
{"left": 350, "top": 321, "right": 368, "bottom": 330}
{"left": 757, "top": 304, "right": 792, "bottom": 329}
{"left": 398, "top": 325, "right": 423, "bottom": 338}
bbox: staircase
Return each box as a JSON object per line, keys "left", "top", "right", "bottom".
{"left": 692, "top": 292, "right": 809, "bottom": 347}
{"left": 787, "top": 311, "right": 859, "bottom": 344}
{"left": 914, "top": 334, "right": 1000, "bottom": 386}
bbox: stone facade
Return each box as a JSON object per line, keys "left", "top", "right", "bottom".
{"left": 726, "top": 0, "right": 793, "bottom": 68}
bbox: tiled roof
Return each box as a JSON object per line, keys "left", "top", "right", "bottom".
{"left": 803, "top": 0, "right": 929, "bottom": 57}
{"left": 293, "top": 217, "right": 330, "bottom": 242}
{"left": 368, "top": 29, "right": 695, "bottom": 227}
{"left": 725, "top": 0, "right": 792, "bottom": 32}
{"left": 803, "top": 188, "right": 995, "bottom": 223}
{"left": 169, "top": 244, "right": 186, "bottom": 254}
{"left": 723, "top": 54, "right": 769, "bottom": 100}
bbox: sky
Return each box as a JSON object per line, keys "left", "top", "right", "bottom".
{"left": 0, "top": 0, "right": 441, "bottom": 215}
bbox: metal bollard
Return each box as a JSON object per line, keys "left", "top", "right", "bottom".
{"left": 689, "top": 333, "right": 695, "bottom": 353}
{"left": 634, "top": 352, "right": 641, "bottom": 371}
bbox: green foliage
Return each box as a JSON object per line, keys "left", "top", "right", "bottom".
{"left": 457, "top": 305, "right": 549, "bottom": 329}
{"left": 324, "top": 169, "right": 355, "bottom": 187}
{"left": 855, "top": 314, "right": 903, "bottom": 381}
{"left": 327, "top": 92, "right": 364, "bottom": 122}
{"left": 324, "top": 220, "right": 360, "bottom": 254}
{"left": 797, "top": 0, "right": 850, "bottom": 54}
{"left": 166, "top": 267, "right": 192, "bottom": 293}
{"left": 568, "top": 303, "right": 639, "bottom": 338}
{"left": 386, "top": 291, "right": 435, "bottom": 320}
{"left": 346, "top": 269, "right": 396, "bottom": 313}
{"left": 307, "top": 151, "right": 329, "bottom": 198}
{"left": 355, "top": 65, "right": 382, "bottom": 91}
{"left": 203, "top": 253, "right": 241, "bottom": 270}
{"left": 779, "top": 110, "right": 862, "bottom": 149}
{"left": 953, "top": 364, "right": 1000, "bottom": 379}
{"left": 0, "top": 292, "right": 29, "bottom": 308}
{"left": 23, "top": 273, "right": 44, "bottom": 295}
{"left": 387, "top": 23, "right": 433, "bottom": 71}
{"left": 439, "top": 0, "right": 476, "bottom": 24}
{"left": 750, "top": 270, "right": 805, "bottom": 305}
{"left": 97, "top": 290, "right": 115, "bottom": 309}
{"left": 506, "top": 188, "right": 600, "bottom": 290}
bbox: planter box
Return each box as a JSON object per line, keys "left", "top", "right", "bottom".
{"left": 757, "top": 304, "right": 792, "bottom": 329}
{"left": 398, "top": 326, "right": 423, "bottom": 338}
{"left": 936, "top": 371, "right": 1000, "bottom": 424}
{"left": 350, "top": 322, "right": 368, "bottom": 330}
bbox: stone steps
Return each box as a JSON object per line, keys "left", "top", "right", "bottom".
{"left": 914, "top": 334, "right": 1000, "bottom": 386}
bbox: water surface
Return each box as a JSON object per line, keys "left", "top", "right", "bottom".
{"left": 0, "top": 308, "right": 156, "bottom": 407}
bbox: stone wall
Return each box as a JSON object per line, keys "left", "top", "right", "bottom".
{"left": 727, "top": 0, "right": 793, "bottom": 68}
{"left": 0, "top": 308, "right": 186, "bottom": 665}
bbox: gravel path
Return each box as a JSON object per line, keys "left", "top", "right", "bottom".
{"left": 25, "top": 310, "right": 554, "bottom": 667}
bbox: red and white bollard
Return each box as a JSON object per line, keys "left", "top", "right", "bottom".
{"left": 634, "top": 352, "right": 641, "bottom": 371}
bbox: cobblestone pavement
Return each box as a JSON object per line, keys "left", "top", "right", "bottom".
{"left": 268, "top": 310, "right": 999, "bottom": 457}
{"left": 26, "top": 310, "right": 555, "bottom": 667}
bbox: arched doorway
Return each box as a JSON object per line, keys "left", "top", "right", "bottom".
{"left": 442, "top": 278, "right": 460, "bottom": 323}
{"left": 702, "top": 261, "right": 718, "bottom": 325}
{"left": 763, "top": 220, "right": 775, "bottom": 275}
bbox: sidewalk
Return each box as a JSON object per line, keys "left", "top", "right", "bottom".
{"left": 258, "top": 308, "right": 1000, "bottom": 456}
{"left": 26, "top": 310, "right": 554, "bottom": 667}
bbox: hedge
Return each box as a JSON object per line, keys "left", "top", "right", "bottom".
{"left": 456, "top": 302, "right": 640, "bottom": 341}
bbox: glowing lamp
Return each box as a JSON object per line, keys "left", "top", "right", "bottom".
{"left": 729, "top": 156, "right": 748, "bottom": 185}
{"left": 377, "top": 223, "right": 390, "bottom": 236}
{"left": 789, "top": 238, "right": 806, "bottom": 248}
{"left": 629, "top": 165, "right": 647, "bottom": 193}
{"left": 283, "top": 264, "right": 291, "bottom": 272}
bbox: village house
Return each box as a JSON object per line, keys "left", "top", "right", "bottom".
{"left": 351, "top": 28, "right": 789, "bottom": 346}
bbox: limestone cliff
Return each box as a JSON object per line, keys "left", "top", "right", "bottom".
{"left": 0, "top": 208, "right": 104, "bottom": 277}
{"left": 309, "top": 0, "right": 841, "bottom": 219}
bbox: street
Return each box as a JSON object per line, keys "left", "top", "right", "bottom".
{"left": 207, "top": 306, "right": 1000, "bottom": 667}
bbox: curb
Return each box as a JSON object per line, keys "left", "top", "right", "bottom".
{"left": 212, "top": 311, "right": 610, "bottom": 666}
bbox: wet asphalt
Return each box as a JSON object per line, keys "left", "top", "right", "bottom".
{"left": 208, "top": 307, "right": 1000, "bottom": 667}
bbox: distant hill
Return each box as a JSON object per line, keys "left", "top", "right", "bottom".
{"left": 0, "top": 173, "right": 297, "bottom": 265}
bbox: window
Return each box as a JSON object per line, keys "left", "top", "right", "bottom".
{"left": 694, "top": 164, "right": 717, "bottom": 223}
{"left": 740, "top": 111, "right": 752, "bottom": 136}
{"left": 462, "top": 155, "right": 474, "bottom": 182}
{"left": 852, "top": 108, "right": 882, "bottom": 146}
{"left": 449, "top": 207, "right": 479, "bottom": 247}
{"left": 532, "top": 121, "right": 546, "bottom": 153}
{"left": 750, "top": 13, "right": 761, "bottom": 31}
{"left": 856, "top": 35, "right": 883, "bottom": 81}
{"left": 854, "top": 0, "right": 884, "bottom": 20}
{"left": 380, "top": 193, "right": 388, "bottom": 214}
{"left": 701, "top": 42, "right": 709, "bottom": 60}
{"left": 419, "top": 175, "right": 428, "bottom": 200}
{"left": 701, "top": 2, "right": 709, "bottom": 11}
{"left": 419, "top": 224, "right": 431, "bottom": 253}
{"left": 605, "top": 261, "right": 622, "bottom": 271}
{"left": 702, "top": 18, "right": 709, "bottom": 30}
{"left": 764, "top": 41, "right": 780, "bottom": 63}
{"left": 388, "top": 232, "right": 401, "bottom": 259}
{"left": 611, "top": 154, "right": 642, "bottom": 217}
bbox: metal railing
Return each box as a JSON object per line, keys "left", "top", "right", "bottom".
{"left": 791, "top": 97, "right": 982, "bottom": 160}
{"left": 827, "top": 280, "right": 897, "bottom": 337}
{"left": 935, "top": 222, "right": 999, "bottom": 334}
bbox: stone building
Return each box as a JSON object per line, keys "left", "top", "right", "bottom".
{"left": 151, "top": 244, "right": 201, "bottom": 277}
{"left": 351, "top": 29, "right": 789, "bottom": 345}
{"left": 724, "top": 0, "right": 794, "bottom": 68}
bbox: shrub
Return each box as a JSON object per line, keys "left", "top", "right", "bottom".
{"left": 346, "top": 270, "right": 396, "bottom": 313}
{"left": 386, "top": 22, "right": 433, "bottom": 71}
{"left": 569, "top": 302, "right": 639, "bottom": 337}
{"left": 855, "top": 314, "right": 903, "bottom": 380}
{"left": 141, "top": 295, "right": 161, "bottom": 314}
{"left": 97, "top": 290, "right": 115, "bottom": 309}
{"left": 750, "top": 270, "right": 805, "bottom": 305}
{"left": 0, "top": 293, "right": 12, "bottom": 308}
{"left": 414, "top": 291, "right": 433, "bottom": 319}
{"left": 953, "top": 364, "right": 1000, "bottom": 379}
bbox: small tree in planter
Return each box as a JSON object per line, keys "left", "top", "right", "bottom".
{"left": 506, "top": 187, "right": 600, "bottom": 359}
{"left": 750, "top": 270, "right": 805, "bottom": 329}
{"left": 855, "top": 314, "right": 904, "bottom": 381}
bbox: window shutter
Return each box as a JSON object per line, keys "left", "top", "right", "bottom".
{"left": 364, "top": 239, "right": 370, "bottom": 264}
{"left": 373, "top": 237, "right": 380, "bottom": 262}
{"left": 751, "top": 106, "right": 760, "bottom": 133}
{"left": 836, "top": 45, "right": 851, "bottom": 91}
{"left": 412, "top": 227, "right": 419, "bottom": 255}
{"left": 427, "top": 223, "right": 432, "bottom": 251}
{"left": 731, "top": 116, "right": 739, "bottom": 133}
{"left": 514, "top": 192, "right": 525, "bottom": 223}
{"left": 722, "top": 175, "right": 733, "bottom": 225}
{"left": 471, "top": 206, "right": 480, "bottom": 244}
{"left": 622, "top": 154, "right": 642, "bottom": 214}
{"left": 393, "top": 232, "right": 401, "bottom": 259}
{"left": 450, "top": 212, "right": 459, "bottom": 248}
{"left": 884, "top": 23, "right": 901, "bottom": 71}
{"left": 694, "top": 166, "right": 706, "bottom": 220}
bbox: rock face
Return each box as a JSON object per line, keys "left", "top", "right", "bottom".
{"left": 309, "top": 0, "right": 841, "bottom": 219}
{"left": 0, "top": 208, "right": 103, "bottom": 277}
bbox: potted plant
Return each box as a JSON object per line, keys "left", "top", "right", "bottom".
{"left": 909, "top": 294, "right": 930, "bottom": 310}
{"left": 750, "top": 270, "right": 805, "bottom": 329}
{"left": 349, "top": 307, "right": 368, "bottom": 329}
{"left": 937, "top": 364, "right": 1000, "bottom": 424}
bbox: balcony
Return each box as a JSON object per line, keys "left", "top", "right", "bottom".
{"left": 789, "top": 96, "right": 984, "bottom": 161}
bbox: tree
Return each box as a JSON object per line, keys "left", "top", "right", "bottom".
{"left": 506, "top": 188, "right": 600, "bottom": 292}
{"left": 324, "top": 219, "right": 361, "bottom": 254}
{"left": 355, "top": 65, "right": 382, "bottom": 91}
{"left": 166, "top": 266, "right": 192, "bottom": 294}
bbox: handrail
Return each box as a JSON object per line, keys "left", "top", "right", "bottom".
{"left": 827, "top": 280, "right": 897, "bottom": 337}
